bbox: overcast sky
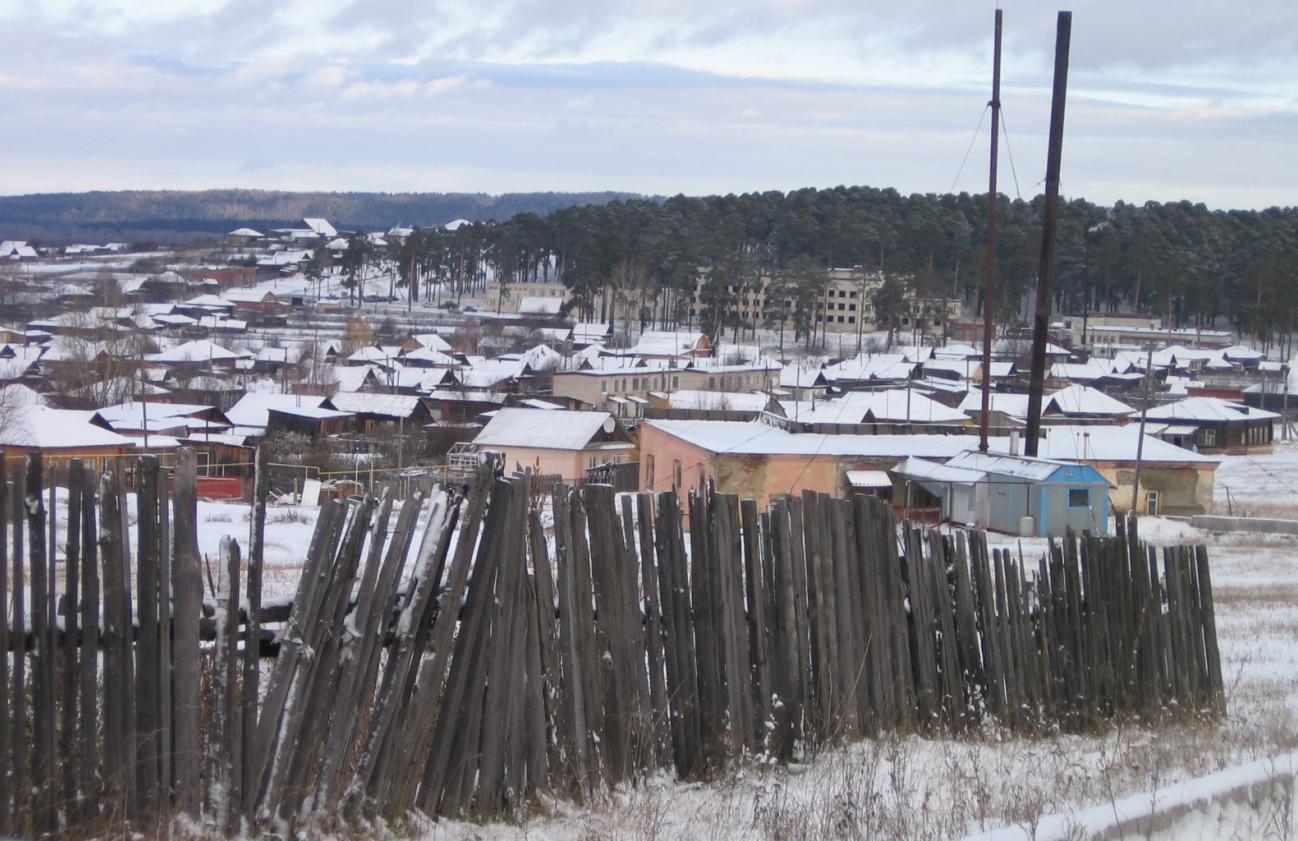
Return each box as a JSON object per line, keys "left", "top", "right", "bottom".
{"left": 0, "top": 0, "right": 1294, "bottom": 209}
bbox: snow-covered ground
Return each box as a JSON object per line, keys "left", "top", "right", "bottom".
{"left": 16, "top": 445, "right": 1298, "bottom": 838}
{"left": 415, "top": 445, "right": 1298, "bottom": 840}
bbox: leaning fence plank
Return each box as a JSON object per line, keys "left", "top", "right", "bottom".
{"left": 171, "top": 449, "right": 203, "bottom": 815}
{"left": 552, "top": 487, "right": 592, "bottom": 796}
{"left": 242, "top": 442, "right": 267, "bottom": 819}
{"left": 26, "top": 456, "right": 55, "bottom": 833}
{"left": 77, "top": 466, "right": 98, "bottom": 819}
{"left": 0, "top": 464, "right": 7, "bottom": 832}
{"left": 10, "top": 468, "right": 24, "bottom": 833}
{"left": 135, "top": 455, "right": 161, "bottom": 812}
{"left": 1193, "top": 544, "right": 1225, "bottom": 713}
{"left": 740, "top": 498, "right": 771, "bottom": 749}
{"left": 61, "top": 461, "right": 81, "bottom": 819}
{"left": 635, "top": 493, "right": 669, "bottom": 765}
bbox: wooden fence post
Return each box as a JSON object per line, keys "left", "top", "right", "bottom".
{"left": 135, "top": 456, "right": 161, "bottom": 813}
{"left": 171, "top": 448, "right": 203, "bottom": 816}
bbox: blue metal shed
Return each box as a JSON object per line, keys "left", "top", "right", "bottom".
{"left": 944, "top": 450, "right": 1111, "bottom": 537}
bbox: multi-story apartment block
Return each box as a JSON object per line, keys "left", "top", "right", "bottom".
{"left": 689, "top": 267, "right": 962, "bottom": 337}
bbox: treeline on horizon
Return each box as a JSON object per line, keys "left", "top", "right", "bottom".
{"left": 6, "top": 185, "right": 1298, "bottom": 348}
{"left": 395, "top": 187, "right": 1298, "bottom": 350}
{"left": 0, "top": 188, "right": 639, "bottom": 245}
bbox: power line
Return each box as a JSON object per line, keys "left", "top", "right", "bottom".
{"left": 999, "top": 106, "right": 1024, "bottom": 201}
{"left": 949, "top": 104, "right": 991, "bottom": 195}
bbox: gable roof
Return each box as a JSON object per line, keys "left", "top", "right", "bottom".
{"left": 1044, "top": 384, "right": 1135, "bottom": 417}
{"left": 1144, "top": 396, "right": 1280, "bottom": 423}
{"left": 0, "top": 406, "right": 132, "bottom": 449}
{"left": 301, "top": 217, "right": 337, "bottom": 237}
{"left": 147, "top": 340, "right": 241, "bottom": 364}
{"left": 225, "top": 393, "right": 328, "bottom": 428}
{"left": 475, "top": 408, "right": 622, "bottom": 450}
{"left": 326, "top": 392, "right": 423, "bottom": 418}
{"left": 1028, "top": 424, "right": 1218, "bottom": 465}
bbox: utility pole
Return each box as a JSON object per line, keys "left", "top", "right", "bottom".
{"left": 978, "top": 7, "right": 1003, "bottom": 453}
{"left": 1024, "top": 10, "right": 1072, "bottom": 457}
{"left": 1131, "top": 344, "right": 1154, "bottom": 514}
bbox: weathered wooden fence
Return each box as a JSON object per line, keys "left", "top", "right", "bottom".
{"left": 0, "top": 448, "right": 1224, "bottom": 838}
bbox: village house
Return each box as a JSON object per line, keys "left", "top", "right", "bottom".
{"left": 472, "top": 408, "right": 635, "bottom": 483}
{"left": 1033, "top": 424, "right": 1217, "bottom": 516}
{"left": 1142, "top": 396, "right": 1278, "bottom": 453}
{"left": 0, "top": 405, "right": 138, "bottom": 473}
{"left": 552, "top": 358, "right": 778, "bottom": 421}
{"left": 325, "top": 392, "right": 431, "bottom": 432}
{"left": 637, "top": 418, "right": 975, "bottom": 521}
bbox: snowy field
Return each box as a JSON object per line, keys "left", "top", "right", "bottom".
{"left": 16, "top": 444, "right": 1298, "bottom": 838}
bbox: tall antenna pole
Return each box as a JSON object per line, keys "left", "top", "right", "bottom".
{"left": 1024, "top": 10, "right": 1072, "bottom": 457}
{"left": 978, "top": 8, "right": 1003, "bottom": 453}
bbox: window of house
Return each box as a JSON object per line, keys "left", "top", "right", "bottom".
{"left": 600, "top": 380, "right": 607, "bottom": 393}
{"left": 672, "top": 376, "right": 680, "bottom": 388}
{"left": 1146, "top": 489, "right": 1160, "bottom": 516}
{"left": 1068, "top": 488, "right": 1090, "bottom": 508}
{"left": 673, "top": 459, "right": 682, "bottom": 489}
{"left": 1203, "top": 427, "right": 1216, "bottom": 447}
{"left": 646, "top": 454, "right": 655, "bottom": 488}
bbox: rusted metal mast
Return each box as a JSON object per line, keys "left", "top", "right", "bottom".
{"left": 978, "top": 9, "right": 1003, "bottom": 453}
{"left": 1024, "top": 10, "right": 1072, "bottom": 457}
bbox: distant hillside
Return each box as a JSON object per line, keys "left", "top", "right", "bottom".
{"left": 0, "top": 189, "right": 646, "bottom": 244}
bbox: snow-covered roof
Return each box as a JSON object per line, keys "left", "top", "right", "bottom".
{"left": 946, "top": 450, "right": 1074, "bottom": 482}
{"left": 0, "top": 406, "right": 132, "bottom": 449}
{"left": 518, "top": 297, "right": 563, "bottom": 315}
{"left": 182, "top": 294, "right": 233, "bottom": 309}
{"left": 787, "top": 390, "right": 969, "bottom": 425}
{"left": 958, "top": 391, "right": 1031, "bottom": 419}
{"left": 628, "top": 330, "right": 706, "bottom": 357}
{"left": 1044, "top": 384, "right": 1135, "bottom": 417}
{"left": 0, "top": 241, "right": 37, "bottom": 259}
{"left": 845, "top": 469, "right": 892, "bottom": 488}
{"left": 269, "top": 404, "right": 353, "bottom": 421}
{"left": 572, "top": 322, "right": 612, "bottom": 343}
{"left": 409, "top": 333, "right": 453, "bottom": 353}
{"left": 933, "top": 343, "right": 979, "bottom": 359}
{"left": 400, "top": 347, "right": 458, "bottom": 366}
{"left": 221, "top": 286, "right": 277, "bottom": 304}
{"left": 94, "top": 401, "right": 215, "bottom": 428}
{"left": 225, "top": 393, "right": 327, "bottom": 429}
{"left": 228, "top": 227, "right": 263, "bottom": 238}
{"left": 326, "top": 392, "right": 422, "bottom": 418}
{"left": 302, "top": 217, "right": 337, "bottom": 237}
{"left": 475, "top": 408, "right": 621, "bottom": 450}
{"left": 147, "top": 340, "right": 241, "bottom": 364}
{"left": 0, "top": 384, "right": 47, "bottom": 409}
{"left": 1049, "top": 360, "right": 1112, "bottom": 382}
{"left": 779, "top": 362, "right": 828, "bottom": 389}
{"left": 823, "top": 353, "right": 916, "bottom": 383}
{"left": 644, "top": 419, "right": 975, "bottom": 458}
{"left": 1025, "top": 424, "right": 1218, "bottom": 465}
{"left": 892, "top": 456, "right": 987, "bottom": 485}
{"left": 1144, "top": 396, "right": 1280, "bottom": 423}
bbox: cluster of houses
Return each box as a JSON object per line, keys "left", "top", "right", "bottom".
{"left": 0, "top": 220, "right": 1286, "bottom": 537}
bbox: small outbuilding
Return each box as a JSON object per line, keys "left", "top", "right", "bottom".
{"left": 934, "top": 450, "right": 1112, "bottom": 537}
